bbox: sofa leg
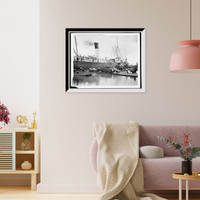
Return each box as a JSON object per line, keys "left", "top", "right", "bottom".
{"left": 179, "top": 179, "right": 182, "bottom": 200}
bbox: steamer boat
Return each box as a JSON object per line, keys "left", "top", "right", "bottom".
{"left": 73, "top": 36, "right": 138, "bottom": 75}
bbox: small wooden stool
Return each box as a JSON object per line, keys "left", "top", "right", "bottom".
{"left": 173, "top": 173, "right": 200, "bottom": 200}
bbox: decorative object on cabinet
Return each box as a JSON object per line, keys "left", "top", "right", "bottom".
{"left": 16, "top": 115, "right": 28, "bottom": 128}
{"left": 31, "top": 112, "right": 38, "bottom": 129}
{"left": 170, "top": 0, "right": 200, "bottom": 71}
{"left": 0, "top": 129, "right": 40, "bottom": 190}
{"left": 21, "top": 161, "right": 32, "bottom": 170}
{"left": 20, "top": 132, "right": 32, "bottom": 151}
{"left": 0, "top": 101, "right": 10, "bottom": 128}
{"left": 66, "top": 28, "right": 145, "bottom": 93}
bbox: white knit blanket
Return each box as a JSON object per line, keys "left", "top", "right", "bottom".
{"left": 94, "top": 122, "right": 166, "bottom": 200}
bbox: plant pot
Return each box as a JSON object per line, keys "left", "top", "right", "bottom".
{"left": 182, "top": 160, "right": 192, "bottom": 175}
{"left": 20, "top": 140, "right": 32, "bottom": 151}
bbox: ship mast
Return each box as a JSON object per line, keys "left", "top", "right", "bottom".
{"left": 116, "top": 37, "right": 119, "bottom": 58}
{"left": 112, "top": 36, "right": 123, "bottom": 62}
{"left": 74, "top": 35, "right": 78, "bottom": 56}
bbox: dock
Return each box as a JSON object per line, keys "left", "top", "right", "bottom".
{"left": 75, "top": 72, "right": 92, "bottom": 77}
{"left": 112, "top": 72, "right": 138, "bottom": 77}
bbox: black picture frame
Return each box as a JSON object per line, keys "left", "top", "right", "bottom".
{"left": 66, "top": 28, "right": 145, "bottom": 93}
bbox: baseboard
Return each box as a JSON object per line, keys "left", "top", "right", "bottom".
{"left": 37, "top": 183, "right": 102, "bottom": 193}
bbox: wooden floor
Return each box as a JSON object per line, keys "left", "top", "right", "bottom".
{"left": 0, "top": 186, "right": 200, "bottom": 200}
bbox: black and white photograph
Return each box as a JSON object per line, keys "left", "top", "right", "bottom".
{"left": 66, "top": 28, "right": 145, "bottom": 92}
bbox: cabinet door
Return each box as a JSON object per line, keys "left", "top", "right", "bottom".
{"left": 0, "top": 132, "right": 15, "bottom": 171}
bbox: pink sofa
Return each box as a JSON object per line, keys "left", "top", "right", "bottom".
{"left": 90, "top": 125, "right": 200, "bottom": 190}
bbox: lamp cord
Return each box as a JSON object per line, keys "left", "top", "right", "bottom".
{"left": 190, "top": 0, "right": 192, "bottom": 40}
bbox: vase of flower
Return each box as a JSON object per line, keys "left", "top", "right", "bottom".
{"left": 21, "top": 133, "right": 32, "bottom": 151}
{"left": 0, "top": 101, "right": 10, "bottom": 128}
{"left": 158, "top": 133, "right": 200, "bottom": 176}
{"left": 182, "top": 160, "right": 192, "bottom": 175}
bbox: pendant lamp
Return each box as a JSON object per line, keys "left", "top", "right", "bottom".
{"left": 169, "top": 0, "right": 200, "bottom": 71}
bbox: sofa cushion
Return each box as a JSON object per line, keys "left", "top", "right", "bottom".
{"left": 140, "top": 146, "right": 164, "bottom": 158}
{"left": 142, "top": 156, "right": 200, "bottom": 190}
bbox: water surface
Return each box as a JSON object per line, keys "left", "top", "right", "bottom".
{"left": 72, "top": 73, "right": 138, "bottom": 87}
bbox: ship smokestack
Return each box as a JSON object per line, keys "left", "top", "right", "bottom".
{"left": 94, "top": 42, "right": 99, "bottom": 61}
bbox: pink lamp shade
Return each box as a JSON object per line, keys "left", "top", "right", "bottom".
{"left": 170, "top": 40, "right": 200, "bottom": 71}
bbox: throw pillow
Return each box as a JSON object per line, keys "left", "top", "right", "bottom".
{"left": 139, "top": 145, "right": 164, "bottom": 158}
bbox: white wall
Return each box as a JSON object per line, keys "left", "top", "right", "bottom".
{"left": 0, "top": 0, "right": 39, "bottom": 129}
{"left": 39, "top": 0, "right": 200, "bottom": 193}
{"left": 0, "top": 0, "right": 39, "bottom": 185}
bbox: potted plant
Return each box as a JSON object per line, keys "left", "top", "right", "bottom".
{"left": 21, "top": 133, "right": 32, "bottom": 151}
{"left": 0, "top": 101, "right": 10, "bottom": 128}
{"left": 158, "top": 133, "right": 200, "bottom": 175}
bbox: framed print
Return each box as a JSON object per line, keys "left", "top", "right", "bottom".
{"left": 65, "top": 28, "right": 145, "bottom": 93}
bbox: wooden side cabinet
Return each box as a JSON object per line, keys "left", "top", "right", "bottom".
{"left": 0, "top": 129, "right": 40, "bottom": 190}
